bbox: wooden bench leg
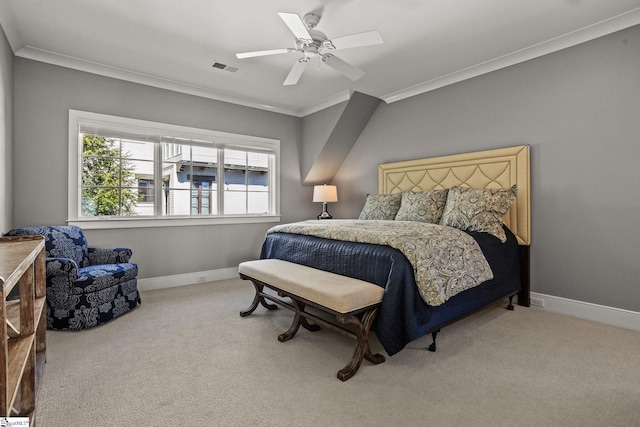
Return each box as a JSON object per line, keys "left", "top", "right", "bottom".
{"left": 300, "top": 316, "right": 321, "bottom": 332}
{"left": 239, "top": 268, "right": 385, "bottom": 381}
{"left": 278, "top": 300, "right": 321, "bottom": 341}
{"left": 336, "top": 308, "right": 385, "bottom": 381}
{"left": 240, "top": 278, "right": 278, "bottom": 317}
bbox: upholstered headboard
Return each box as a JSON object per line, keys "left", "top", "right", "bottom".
{"left": 378, "top": 145, "right": 530, "bottom": 245}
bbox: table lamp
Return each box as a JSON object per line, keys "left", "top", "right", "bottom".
{"left": 313, "top": 184, "right": 338, "bottom": 220}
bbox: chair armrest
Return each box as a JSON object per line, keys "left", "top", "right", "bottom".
{"left": 46, "top": 257, "right": 79, "bottom": 281}
{"left": 88, "top": 247, "right": 133, "bottom": 265}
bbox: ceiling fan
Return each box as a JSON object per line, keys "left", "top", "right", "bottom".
{"left": 236, "top": 12, "right": 383, "bottom": 85}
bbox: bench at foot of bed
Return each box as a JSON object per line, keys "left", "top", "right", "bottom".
{"left": 238, "top": 259, "right": 386, "bottom": 381}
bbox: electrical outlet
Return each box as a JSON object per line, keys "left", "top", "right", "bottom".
{"left": 530, "top": 297, "right": 545, "bottom": 308}
{"left": 196, "top": 275, "right": 207, "bottom": 283}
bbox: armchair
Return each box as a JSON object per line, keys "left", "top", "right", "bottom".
{"left": 4, "top": 225, "right": 141, "bottom": 330}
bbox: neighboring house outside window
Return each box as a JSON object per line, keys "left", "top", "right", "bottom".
{"left": 68, "top": 110, "right": 280, "bottom": 229}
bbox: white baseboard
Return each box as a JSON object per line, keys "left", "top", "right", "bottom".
{"left": 138, "top": 274, "right": 640, "bottom": 332}
{"left": 137, "top": 267, "right": 239, "bottom": 292}
{"left": 530, "top": 292, "right": 640, "bottom": 331}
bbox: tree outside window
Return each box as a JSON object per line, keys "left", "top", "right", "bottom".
{"left": 81, "top": 134, "right": 140, "bottom": 216}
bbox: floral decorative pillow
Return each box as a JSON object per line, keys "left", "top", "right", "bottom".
{"left": 394, "top": 189, "right": 449, "bottom": 224}
{"left": 440, "top": 185, "right": 517, "bottom": 242}
{"left": 358, "top": 193, "right": 402, "bottom": 220}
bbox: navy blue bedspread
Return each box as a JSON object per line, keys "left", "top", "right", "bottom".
{"left": 260, "top": 225, "right": 521, "bottom": 356}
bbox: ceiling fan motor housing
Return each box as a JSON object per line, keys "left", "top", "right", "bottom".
{"left": 295, "top": 29, "right": 331, "bottom": 56}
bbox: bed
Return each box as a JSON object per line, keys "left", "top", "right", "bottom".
{"left": 261, "top": 145, "right": 530, "bottom": 356}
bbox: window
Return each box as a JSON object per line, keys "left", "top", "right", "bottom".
{"left": 69, "top": 110, "right": 280, "bottom": 229}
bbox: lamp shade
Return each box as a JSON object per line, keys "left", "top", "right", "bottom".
{"left": 313, "top": 185, "right": 338, "bottom": 203}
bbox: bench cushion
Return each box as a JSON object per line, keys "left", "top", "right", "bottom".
{"left": 239, "top": 259, "right": 384, "bottom": 314}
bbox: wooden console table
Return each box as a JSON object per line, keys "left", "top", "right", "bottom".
{"left": 0, "top": 235, "right": 46, "bottom": 424}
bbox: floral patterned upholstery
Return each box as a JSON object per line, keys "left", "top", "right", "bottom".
{"left": 4, "top": 225, "right": 141, "bottom": 330}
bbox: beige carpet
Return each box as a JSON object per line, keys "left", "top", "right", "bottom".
{"left": 35, "top": 278, "right": 640, "bottom": 427}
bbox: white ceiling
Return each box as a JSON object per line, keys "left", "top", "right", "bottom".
{"left": 2, "top": 0, "right": 640, "bottom": 116}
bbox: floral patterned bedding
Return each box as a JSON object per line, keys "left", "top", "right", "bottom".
{"left": 267, "top": 220, "right": 494, "bottom": 306}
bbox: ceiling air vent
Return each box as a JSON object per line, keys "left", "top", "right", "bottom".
{"left": 210, "top": 61, "right": 238, "bottom": 73}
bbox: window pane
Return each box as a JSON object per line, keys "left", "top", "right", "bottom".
{"left": 162, "top": 143, "right": 219, "bottom": 216}
{"left": 82, "top": 187, "right": 121, "bottom": 216}
{"left": 248, "top": 170, "right": 268, "bottom": 191}
{"left": 247, "top": 169, "right": 268, "bottom": 213}
{"left": 124, "top": 139, "right": 155, "bottom": 216}
{"left": 225, "top": 149, "right": 247, "bottom": 167}
{"left": 191, "top": 182, "right": 217, "bottom": 215}
{"left": 248, "top": 192, "right": 269, "bottom": 214}
{"left": 82, "top": 134, "right": 121, "bottom": 189}
{"left": 162, "top": 143, "right": 191, "bottom": 187}
{"left": 221, "top": 150, "right": 270, "bottom": 215}
{"left": 192, "top": 164, "right": 217, "bottom": 213}
{"left": 133, "top": 180, "right": 154, "bottom": 216}
{"left": 224, "top": 190, "right": 246, "bottom": 215}
{"left": 162, "top": 143, "right": 191, "bottom": 216}
{"left": 137, "top": 179, "right": 154, "bottom": 203}
{"left": 192, "top": 145, "right": 218, "bottom": 165}
{"left": 248, "top": 152, "right": 268, "bottom": 168}
{"left": 81, "top": 135, "right": 157, "bottom": 217}
{"left": 162, "top": 189, "right": 218, "bottom": 216}
{"left": 122, "top": 139, "right": 155, "bottom": 162}
{"left": 164, "top": 189, "right": 192, "bottom": 215}
{"left": 81, "top": 134, "right": 144, "bottom": 217}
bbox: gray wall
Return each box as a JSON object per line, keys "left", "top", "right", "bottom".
{"left": 0, "top": 27, "right": 12, "bottom": 231}
{"left": 333, "top": 25, "right": 640, "bottom": 312}
{"left": 300, "top": 101, "right": 346, "bottom": 183}
{"left": 8, "top": 24, "right": 640, "bottom": 313}
{"left": 12, "top": 59, "right": 317, "bottom": 279}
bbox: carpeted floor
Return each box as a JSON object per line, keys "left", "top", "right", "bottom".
{"left": 35, "top": 278, "right": 640, "bottom": 426}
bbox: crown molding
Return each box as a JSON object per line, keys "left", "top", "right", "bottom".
{"left": 12, "top": 45, "right": 354, "bottom": 118}
{"left": 382, "top": 7, "right": 640, "bottom": 104}
{"left": 4, "top": 6, "right": 640, "bottom": 116}
{"left": 14, "top": 46, "right": 305, "bottom": 116}
{"left": 297, "top": 90, "right": 352, "bottom": 117}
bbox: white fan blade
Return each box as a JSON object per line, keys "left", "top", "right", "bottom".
{"left": 327, "top": 30, "right": 383, "bottom": 50}
{"left": 322, "top": 54, "right": 365, "bottom": 81}
{"left": 283, "top": 59, "right": 309, "bottom": 86}
{"left": 278, "top": 12, "right": 313, "bottom": 43}
{"left": 236, "top": 48, "right": 294, "bottom": 59}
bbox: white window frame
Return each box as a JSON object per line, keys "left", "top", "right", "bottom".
{"left": 68, "top": 110, "right": 280, "bottom": 229}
